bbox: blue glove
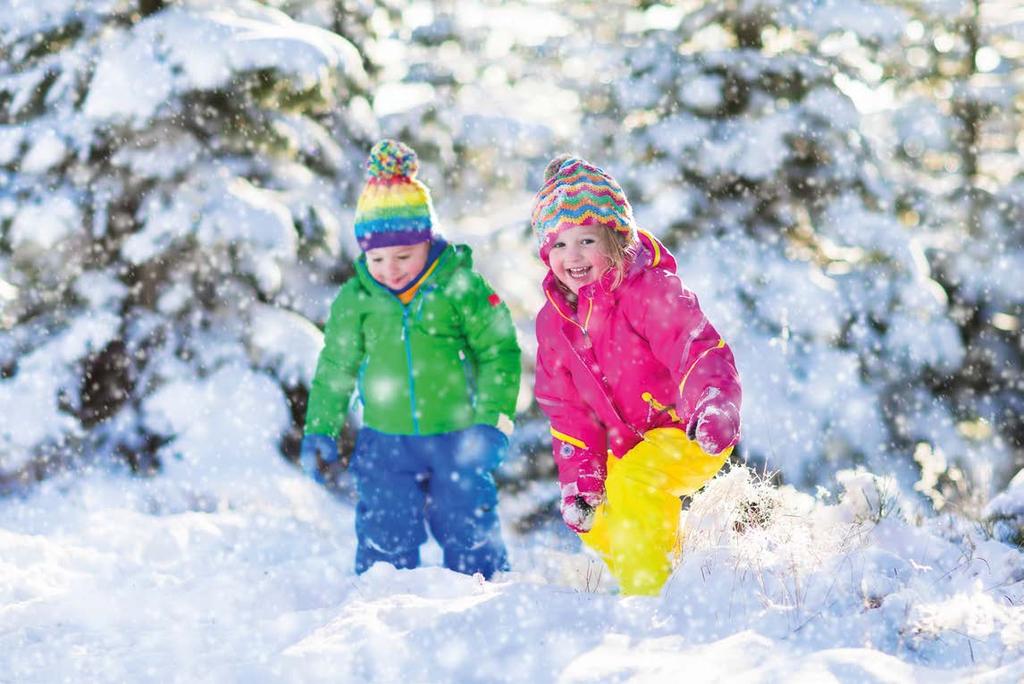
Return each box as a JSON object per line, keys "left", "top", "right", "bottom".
{"left": 457, "top": 424, "right": 509, "bottom": 471}
{"left": 300, "top": 434, "right": 338, "bottom": 483}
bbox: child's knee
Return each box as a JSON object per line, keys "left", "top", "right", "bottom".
{"left": 672, "top": 447, "right": 730, "bottom": 496}
{"left": 429, "top": 465, "right": 499, "bottom": 519}
{"left": 428, "top": 493, "right": 501, "bottom": 550}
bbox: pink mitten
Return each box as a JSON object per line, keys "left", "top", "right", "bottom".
{"left": 686, "top": 388, "right": 740, "bottom": 455}
{"left": 559, "top": 474, "right": 605, "bottom": 534}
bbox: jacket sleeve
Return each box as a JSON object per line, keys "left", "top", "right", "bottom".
{"left": 631, "top": 269, "right": 742, "bottom": 430}
{"left": 453, "top": 270, "right": 522, "bottom": 426}
{"left": 304, "top": 279, "right": 365, "bottom": 437}
{"left": 534, "top": 325, "right": 608, "bottom": 488}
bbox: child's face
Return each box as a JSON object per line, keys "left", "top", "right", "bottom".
{"left": 548, "top": 224, "right": 612, "bottom": 295}
{"left": 365, "top": 241, "right": 431, "bottom": 290}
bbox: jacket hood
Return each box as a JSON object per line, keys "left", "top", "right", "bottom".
{"left": 627, "top": 229, "right": 676, "bottom": 276}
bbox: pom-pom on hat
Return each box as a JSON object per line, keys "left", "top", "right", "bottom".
{"left": 354, "top": 139, "right": 435, "bottom": 251}
{"left": 530, "top": 155, "right": 637, "bottom": 262}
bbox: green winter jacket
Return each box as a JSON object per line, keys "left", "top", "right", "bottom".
{"left": 305, "top": 243, "right": 521, "bottom": 437}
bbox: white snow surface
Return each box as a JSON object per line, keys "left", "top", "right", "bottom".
{"left": 2, "top": 435, "right": 1023, "bottom": 682}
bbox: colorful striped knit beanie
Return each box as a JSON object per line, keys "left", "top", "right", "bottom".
{"left": 530, "top": 155, "right": 637, "bottom": 262}
{"left": 354, "top": 139, "right": 435, "bottom": 251}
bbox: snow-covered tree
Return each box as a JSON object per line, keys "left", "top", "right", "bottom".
{"left": 857, "top": 0, "right": 1024, "bottom": 497}
{"left": 0, "top": 0, "right": 372, "bottom": 487}
{"left": 350, "top": 1, "right": 580, "bottom": 207}
{"left": 573, "top": 0, "right": 991, "bottom": 497}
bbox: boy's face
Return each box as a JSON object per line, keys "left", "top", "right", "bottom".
{"left": 548, "top": 224, "right": 611, "bottom": 294}
{"left": 365, "top": 241, "right": 431, "bottom": 290}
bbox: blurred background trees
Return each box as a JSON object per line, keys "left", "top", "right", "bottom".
{"left": 1, "top": 0, "right": 1020, "bottom": 525}
{"left": 0, "top": 1, "right": 373, "bottom": 488}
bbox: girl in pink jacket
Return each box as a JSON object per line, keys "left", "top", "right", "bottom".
{"left": 532, "top": 155, "right": 742, "bottom": 595}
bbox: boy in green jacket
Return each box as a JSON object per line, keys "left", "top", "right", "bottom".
{"left": 301, "top": 140, "right": 521, "bottom": 579}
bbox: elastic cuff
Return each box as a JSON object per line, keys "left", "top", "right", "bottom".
{"left": 495, "top": 414, "right": 515, "bottom": 437}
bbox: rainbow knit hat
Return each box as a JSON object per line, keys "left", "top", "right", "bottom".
{"left": 530, "top": 155, "right": 637, "bottom": 262}
{"left": 354, "top": 139, "right": 435, "bottom": 251}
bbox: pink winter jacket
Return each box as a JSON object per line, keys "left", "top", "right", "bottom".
{"left": 534, "top": 231, "right": 742, "bottom": 488}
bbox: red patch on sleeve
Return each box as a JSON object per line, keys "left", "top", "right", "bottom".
{"left": 487, "top": 293, "right": 501, "bottom": 307}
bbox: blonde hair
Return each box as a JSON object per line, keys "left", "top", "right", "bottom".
{"left": 555, "top": 227, "right": 638, "bottom": 304}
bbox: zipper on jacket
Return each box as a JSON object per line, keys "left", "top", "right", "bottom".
{"left": 363, "top": 249, "right": 451, "bottom": 436}
{"left": 356, "top": 358, "right": 368, "bottom": 410}
{"left": 567, "top": 293, "right": 642, "bottom": 443}
{"left": 544, "top": 289, "right": 594, "bottom": 336}
{"left": 398, "top": 275, "right": 443, "bottom": 436}
{"left": 459, "top": 349, "right": 477, "bottom": 409}
{"left": 401, "top": 306, "right": 420, "bottom": 435}
{"left": 581, "top": 295, "right": 594, "bottom": 332}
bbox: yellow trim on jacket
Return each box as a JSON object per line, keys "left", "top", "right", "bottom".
{"left": 637, "top": 228, "right": 661, "bottom": 267}
{"left": 397, "top": 256, "right": 443, "bottom": 304}
{"left": 551, "top": 428, "right": 587, "bottom": 450}
{"left": 678, "top": 338, "right": 726, "bottom": 397}
{"left": 544, "top": 289, "right": 593, "bottom": 333}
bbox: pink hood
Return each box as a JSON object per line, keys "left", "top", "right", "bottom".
{"left": 534, "top": 231, "right": 742, "bottom": 487}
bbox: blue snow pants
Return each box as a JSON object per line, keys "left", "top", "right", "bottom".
{"left": 350, "top": 426, "right": 510, "bottom": 579}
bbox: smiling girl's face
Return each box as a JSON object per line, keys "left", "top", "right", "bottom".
{"left": 547, "top": 224, "right": 613, "bottom": 295}
{"left": 365, "top": 241, "right": 430, "bottom": 290}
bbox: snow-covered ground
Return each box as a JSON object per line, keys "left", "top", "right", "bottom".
{"left": 3, "top": 459, "right": 1022, "bottom": 683}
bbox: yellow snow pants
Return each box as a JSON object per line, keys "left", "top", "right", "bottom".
{"left": 580, "top": 428, "right": 730, "bottom": 595}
